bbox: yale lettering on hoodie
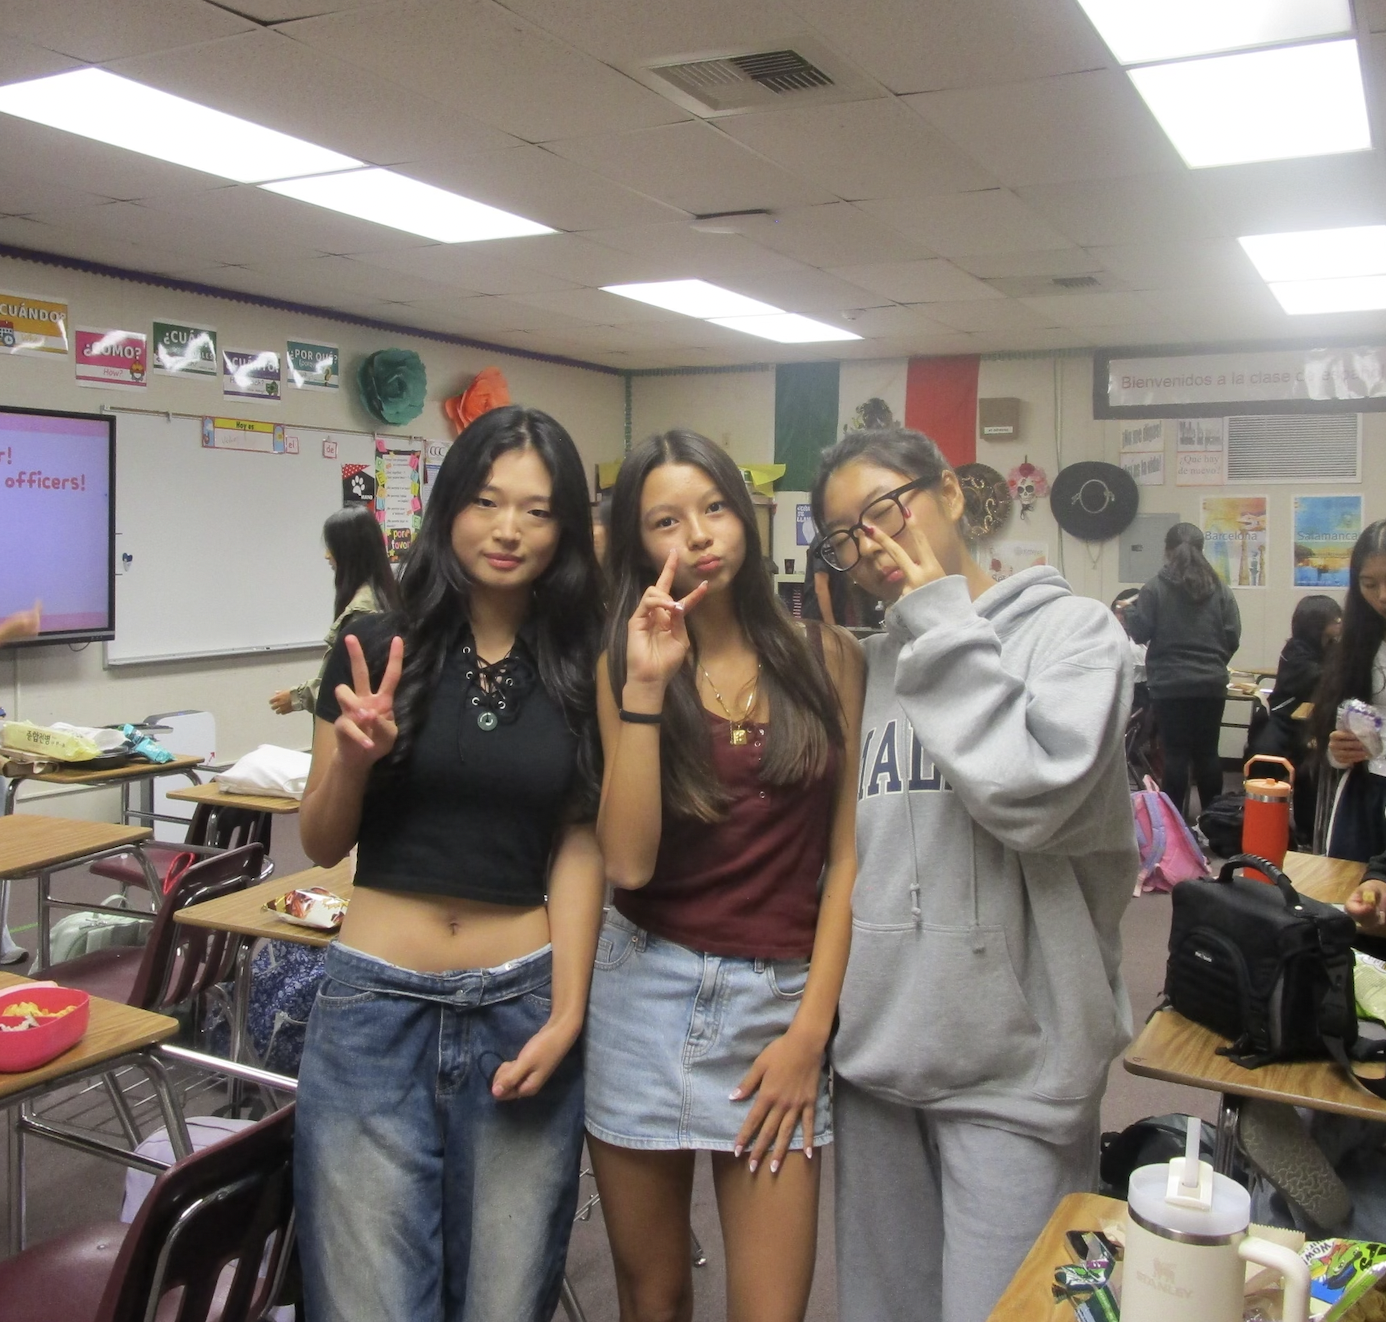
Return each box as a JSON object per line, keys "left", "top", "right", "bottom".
{"left": 859, "top": 720, "right": 952, "bottom": 799}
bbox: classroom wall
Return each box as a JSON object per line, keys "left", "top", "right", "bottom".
{"left": 630, "top": 352, "right": 1384, "bottom": 672}
{"left": 0, "top": 253, "right": 626, "bottom": 799}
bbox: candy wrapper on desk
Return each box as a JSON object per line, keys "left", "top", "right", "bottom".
{"left": 264, "top": 887, "right": 347, "bottom": 931}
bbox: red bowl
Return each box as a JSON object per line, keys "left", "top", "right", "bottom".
{"left": 0, "top": 985, "right": 91, "bottom": 1073}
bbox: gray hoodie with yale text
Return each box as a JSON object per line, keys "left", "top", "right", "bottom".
{"left": 832, "top": 566, "right": 1138, "bottom": 1145}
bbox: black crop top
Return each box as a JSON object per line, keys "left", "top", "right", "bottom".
{"left": 316, "top": 616, "right": 582, "bottom": 906}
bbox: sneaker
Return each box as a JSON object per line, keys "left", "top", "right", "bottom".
{"left": 0, "top": 945, "right": 28, "bottom": 966}
{"left": 1238, "top": 1098, "right": 1352, "bottom": 1230}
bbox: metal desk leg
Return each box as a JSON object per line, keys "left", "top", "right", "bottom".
{"left": 136, "top": 1054, "right": 192, "bottom": 1161}
{"left": 227, "top": 940, "right": 254, "bottom": 1115}
{"left": 1214, "top": 1094, "right": 1242, "bottom": 1175}
{"left": 6, "top": 1102, "right": 25, "bottom": 1254}
{"left": 34, "top": 869, "right": 53, "bottom": 975}
{"left": 0, "top": 881, "right": 18, "bottom": 963}
{"left": 559, "top": 1276, "right": 588, "bottom": 1322}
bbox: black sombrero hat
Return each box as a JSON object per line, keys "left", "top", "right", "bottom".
{"left": 955, "top": 462, "right": 1012, "bottom": 539}
{"left": 1048, "top": 461, "right": 1139, "bottom": 541}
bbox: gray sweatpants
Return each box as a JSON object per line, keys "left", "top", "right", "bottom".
{"left": 834, "top": 1077, "right": 1100, "bottom": 1322}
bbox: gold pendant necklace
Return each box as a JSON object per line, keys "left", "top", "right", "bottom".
{"left": 699, "top": 661, "right": 759, "bottom": 745}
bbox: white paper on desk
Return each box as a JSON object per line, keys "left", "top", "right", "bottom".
{"left": 215, "top": 745, "right": 310, "bottom": 799}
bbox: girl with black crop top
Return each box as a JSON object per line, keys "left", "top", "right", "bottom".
{"left": 586, "top": 430, "right": 864, "bottom": 1322}
{"left": 294, "top": 406, "right": 605, "bottom": 1322}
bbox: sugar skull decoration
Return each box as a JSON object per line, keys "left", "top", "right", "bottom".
{"left": 1007, "top": 459, "right": 1050, "bottom": 519}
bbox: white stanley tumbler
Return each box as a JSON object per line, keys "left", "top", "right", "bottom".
{"left": 1121, "top": 1118, "right": 1310, "bottom": 1322}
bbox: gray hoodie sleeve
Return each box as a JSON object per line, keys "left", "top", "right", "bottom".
{"left": 889, "top": 576, "right": 1131, "bottom": 855}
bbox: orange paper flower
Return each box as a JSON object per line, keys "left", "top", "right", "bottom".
{"left": 444, "top": 367, "right": 511, "bottom": 435}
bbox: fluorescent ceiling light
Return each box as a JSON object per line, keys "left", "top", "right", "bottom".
{"left": 1075, "top": 0, "right": 1351, "bottom": 66}
{"left": 1128, "top": 40, "right": 1370, "bottom": 168}
{"left": 0, "top": 68, "right": 360, "bottom": 183}
{"left": 1267, "top": 276, "right": 1386, "bottom": 314}
{"left": 262, "top": 168, "right": 554, "bottom": 243}
{"left": 708, "top": 314, "right": 861, "bottom": 343}
{"left": 602, "top": 280, "right": 782, "bottom": 319}
{"left": 1239, "top": 226, "right": 1386, "bottom": 282}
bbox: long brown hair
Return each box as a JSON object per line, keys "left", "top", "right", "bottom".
{"left": 605, "top": 430, "right": 843, "bottom": 822}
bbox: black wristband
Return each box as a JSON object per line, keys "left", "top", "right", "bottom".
{"left": 619, "top": 708, "right": 663, "bottom": 725}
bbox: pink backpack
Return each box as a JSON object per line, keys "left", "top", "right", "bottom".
{"left": 1131, "top": 776, "right": 1208, "bottom": 895}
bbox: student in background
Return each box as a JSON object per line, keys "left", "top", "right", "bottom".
{"left": 1127, "top": 522, "right": 1241, "bottom": 821}
{"left": 812, "top": 428, "right": 1134, "bottom": 1322}
{"left": 588, "top": 430, "right": 862, "bottom": 1322}
{"left": 269, "top": 506, "right": 400, "bottom": 717}
{"left": 1250, "top": 594, "right": 1342, "bottom": 839}
{"left": 294, "top": 406, "right": 606, "bottom": 1322}
{"left": 0, "top": 599, "right": 40, "bottom": 964}
{"left": 1315, "top": 520, "right": 1386, "bottom": 861}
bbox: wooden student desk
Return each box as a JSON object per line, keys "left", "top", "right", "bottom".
{"left": 2, "top": 754, "right": 204, "bottom": 818}
{"left": 988, "top": 1192, "right": 1126, "bottom": 1321}
{"left": 1124, "top": 851, "right": 1384, "bottom": 1173}
{"left": 0, "top": 970, "right": 185, "bottom": 1254}
{"left": 165, "top": 783, "right": 302, "bottom": 818}
{"left": 0, "top": 816, "right": 156, "bottom": 972}
{"left": 173, "top": 860, "right": 352, "bottom": 1063}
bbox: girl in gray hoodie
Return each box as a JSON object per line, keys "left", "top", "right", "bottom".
{"left": 810, "top": 429, "right": 1137, "bottom": 1322}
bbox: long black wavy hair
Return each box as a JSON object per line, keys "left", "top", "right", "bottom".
{"left": 605, "top": 430, "right": 842, "bottom": 823}
{"left": 1163, "top": 522, "right": 1222, "bottom": 603}
{"left": 1312, "top": 519, "right": 1386, "bottom": 760}
{"left": 322, "top": 505, "right": 400, "bottom": 618}
{"left": 383, "top": 405, "right": 604, "bottom": 808}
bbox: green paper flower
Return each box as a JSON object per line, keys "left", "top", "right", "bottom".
{"left": 357, "top": 349, "right": 427, "bottom": 425}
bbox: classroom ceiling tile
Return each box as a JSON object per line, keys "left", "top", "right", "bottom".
{"left": 1190, "top": 153, "right": 1386, "bottom": 236}
{"left": 280, "top": 0, "right": 690, "bottom": 143}
{"left": 1362, "top": 0, "right": 1386, "bottom": 31}
{"left": 110, "top": 29, "right": 521, "bottom": 166}
{"left": 918, "top": 298, "right": 1066, "bottom": 334}
{"left": 0, "top": 0, "right": 254, "bottom": 63}
{"left": 951, "top": 248, "right": 1105, "bottom": 280}
{"left": 827, "top": 258, "right": 1003, "bottom": 304}
{"left": 782, "top": 0, "right": 1112, "bottom": 94}
{"left": 822, "top": 303, "right": 961, "bottom": 338}
{"left": 506, "top": 288, "right": 687, "bottom": 324}
{"left": 403, "top": 146, "right": 684, "bottom": 233}
{"left": 581, "top": 223, "right": 807, "bottom": 280}
{"left": 747, "top": 203, "right": 933, "bottom": 267}
{"left": 220, "top": 2, "right": 390, "bottom": 20}
{"left": 482, "top": 232, "right": 672, "bottom": 287}
{"left": 545, "top": 122, "right": 834, "bottom": 214}
{"left": 0, "top": 38, "right": 81, "bottom": 84}
{"left": 0, "top": 214, "right": 208, "bottom": 279}
{"left": 352, "top": 245, "right": 579, "bottom": 296}
{"left": 1139, "top": 283, "right": 1291, "bottom": 326}
{"left": 0, "top": 169, "right": 106, "bottom": 217}
{"left": 716, "top": 100, "right": 996, "bottom": 201}
{"left": 969, "top": 327, "right": 1095, "bottom": 353}
{"left": 1017, "top": 290, "right": 1165, "bottom": 327}
{"left": 1016, "top": 173, "right": 1226, "bottom": 247}
{"left": 242, "top": 254, "right": 451, "bottom": 304}
{"left": 713, "top": 267, "right": 894, "bottom": 315}
{"left": 491, "top": 0, "right": 805, "bottom": 66}
{"left": 403, "top": 293, "right": 592, "bottom": 334}
{"left": 906, "top": 71, "right": 1183, "bottom": 190}
{"left": 1089, "top": 241, "right": 1264, "bottom": 291}
{"left": 858, "top": 190, "right": 1077, "bottom": 257}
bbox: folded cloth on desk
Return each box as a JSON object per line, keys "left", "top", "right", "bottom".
{"left": 216, "top": 744, "right": 311, "bottom": 799}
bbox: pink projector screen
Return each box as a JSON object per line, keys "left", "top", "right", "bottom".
{"left": 0, "top": 407, "right": 115, "bottom": 641}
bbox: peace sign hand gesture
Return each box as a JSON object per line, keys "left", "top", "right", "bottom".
{"left": 626, "top": 550, "right": 708, "bottom": 689}
{"left": 331, "top": 632, "right": 404, "bottom": 772}
{"left": 865, "top": 514, "right": 945, "bottom": 600}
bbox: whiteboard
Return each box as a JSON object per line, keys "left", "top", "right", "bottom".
{"left": 107, "top": 413, "right": 378, "bottom": 664}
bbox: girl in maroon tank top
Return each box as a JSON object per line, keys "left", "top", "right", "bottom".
{"left": 584, "top": 429, "right": 864, "bottom": 1322}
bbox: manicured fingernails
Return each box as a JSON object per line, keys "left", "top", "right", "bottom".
{"left": 728, "top": 1088, "right": 742, "bottom": 1100}
{"left": 770, "top": 1159, "right": 780, "bottom": 1175}
{"left": 805, "top": 1146, "right": 813, "bottom": 1160}
{"left": 733, "top": 1143, "right": 743, "bottom": 1158}
{"left": 748, "top": 1158, "right": 758, "bottom": 1173}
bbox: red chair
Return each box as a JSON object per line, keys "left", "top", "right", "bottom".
{"left": 46, "top": 844, "right": 263, "bottom": 1011}
{"left": 89, "top": 802, "right": 273, "bottom": 896}
{"left": 0, "top": 1101, "right": 296, "bottom": 1322}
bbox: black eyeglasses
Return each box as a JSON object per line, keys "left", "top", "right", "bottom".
{"left": 816, "top": 478, "right": 933, "bottom": 572}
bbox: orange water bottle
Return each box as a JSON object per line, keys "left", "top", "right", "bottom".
{"left": 1242, "top": 757, "right": 1294, "bottom": 881}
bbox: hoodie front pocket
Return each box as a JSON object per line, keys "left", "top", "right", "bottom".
{"left": 834, "top": 922, "right": 1045, "bottom": 1101}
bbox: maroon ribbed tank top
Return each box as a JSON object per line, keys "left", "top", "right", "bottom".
{"left": 613, "top": 710, "right": 837, "bottom": 959}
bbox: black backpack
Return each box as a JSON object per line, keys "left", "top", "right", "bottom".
{"left": 1164, "top": 854, "right": 1384, "bottom": 1092}
{"left": 1196, "top": 791, "right": 1245, "bottom": 859}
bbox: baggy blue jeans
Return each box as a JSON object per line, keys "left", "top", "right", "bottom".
{"left": 294, "top": 940, "right": 584, "bottom": 1322}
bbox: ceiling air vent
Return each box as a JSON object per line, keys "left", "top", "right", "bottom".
{"left": 641, "top": 38, "right": 878, "bottom": 117}
{"left": 1052, "top": 275, "right": 1101, "bottom": 289}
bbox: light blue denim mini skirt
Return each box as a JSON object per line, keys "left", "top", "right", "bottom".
{"left": 583, "top": 908, "right": 832, "bottom": 1152}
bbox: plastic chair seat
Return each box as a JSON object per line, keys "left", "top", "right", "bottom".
{"left": 48, "top": 946, "right": 146, "bottom": 1004}
{"left": 90, "top": 845, "right": 185, "bottom": 890}
{"left": 0, "top": 1219, "right": 128, "bottom": 1322}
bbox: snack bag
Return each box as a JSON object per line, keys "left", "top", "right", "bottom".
{"left": 1338, "top": 699, "right": 1386, "bottom": 761}
{"left": 263, "top": 887, "right": 347, "bottom": 931}
{"left": 1357, "top": 952, "right": 1386, "bottom": 1025}
{"left": 1303, "top": 1240, "right": 1386, "bottom": 1319}
{"left": 1, "top": 720, "right": 105, "bottom": 762}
